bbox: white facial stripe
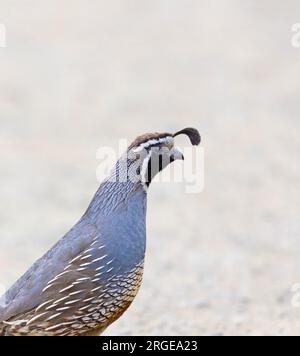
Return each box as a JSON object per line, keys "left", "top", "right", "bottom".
{"left": 133, "top": 136, "right": 173, "bottom": 152}
{"left": 133, "top": 136, "right": 174, "bottom": 190}
{"left": 140, "top": 151, "right": 152, "bottom": 188}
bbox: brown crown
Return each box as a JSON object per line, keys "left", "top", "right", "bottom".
{"left": 129, "top": 127, "right": 201, "bottom": 150}
{"left": 129, "top": 132, "right": 172, "bottom": 150}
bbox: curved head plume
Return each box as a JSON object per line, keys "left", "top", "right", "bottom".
{"left": 173, "top": 127, "right": 201, "bottom": 146}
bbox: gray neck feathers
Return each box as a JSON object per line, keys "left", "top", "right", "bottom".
{"left": 86, "top": 157, "right": 146, "bottom": 218}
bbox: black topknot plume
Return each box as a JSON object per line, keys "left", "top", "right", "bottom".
{"left": 173, "top": 128, "right": 201, "bottom": 146}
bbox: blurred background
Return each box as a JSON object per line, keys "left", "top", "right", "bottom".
{"left": 0, "top": 0, "right": 300, "bottom": 335}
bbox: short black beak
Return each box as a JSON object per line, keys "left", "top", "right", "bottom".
{"left": 170, "top": 150, "right": 184, "bottom": 162}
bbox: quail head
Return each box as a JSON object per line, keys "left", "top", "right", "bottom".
{"left": 0, "top": 128, "right": 201, "bottom": 336}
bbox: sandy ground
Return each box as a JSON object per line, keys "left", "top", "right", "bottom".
{"left": 0, "top": 1, "right": 300, "bottom": 335}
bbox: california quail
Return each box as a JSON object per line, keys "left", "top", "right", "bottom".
{"left": 0, "top": 128, "right": 201, "bottom": 336}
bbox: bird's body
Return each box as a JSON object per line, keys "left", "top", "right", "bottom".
{"left": 0, "top": 184, "right": 147, "bottom": 336}
{"left": 0, "top": 128, "right": 200, "bottom": 336}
